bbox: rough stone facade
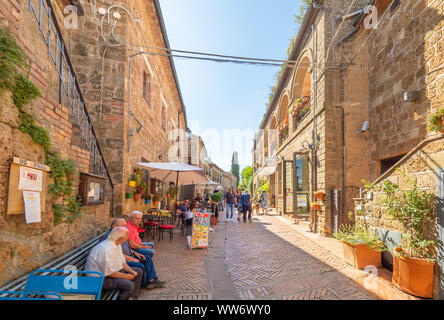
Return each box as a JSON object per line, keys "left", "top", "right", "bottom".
{"left": 354, "top": 135, "right": 444, "bottom": 299}
{"left": 0, "top": 0, "right": 112, "bottom": 285}
{"left": 0, "top": 0, "right": 188, "bottom": 285}
{"left": 365, "top": 0, "right": 444, "bottom": 180}
{"left": 68, "top": 0, "right": 187, "bottom": 216}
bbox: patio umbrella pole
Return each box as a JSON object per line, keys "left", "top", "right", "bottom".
{"left": 175, "top": 171, "right": 179, "bottom": 211}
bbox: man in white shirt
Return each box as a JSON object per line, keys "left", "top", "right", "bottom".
{"left": 86, "top": 226, "right": 143, "bottom": 300}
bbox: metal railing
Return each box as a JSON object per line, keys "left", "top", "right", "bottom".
{"left": 28, "top": 0, "right": 113, "bottom": 190}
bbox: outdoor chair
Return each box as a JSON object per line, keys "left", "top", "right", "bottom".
{"left": 142, "top": 214, "right": 159, "bottom": 240}
{"left": 24, "top": 269, "right": 104, "bottom": 300}
{"left": 158, "top": 214, "right": 175, "bottom": 242}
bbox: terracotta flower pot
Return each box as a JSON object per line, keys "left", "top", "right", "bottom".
{"left": 342, "top": 242, "right": 381, "bottom": 270}
{"left": 392, "top": 247, "right": 435, "bottom": 298}
{"left": 315, "top": 192, "right": 324, "bottom": 200}
{"left": 210, "top": 217, "right": 219, "bottom": 226}
{"left": 153, "top": 201, "right": 159, "bottom": 205}
{"left": 133, "top": 193, "right": 142, "bottom": 201}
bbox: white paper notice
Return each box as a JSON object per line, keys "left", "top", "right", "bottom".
{"left": 23, "top": 191, "right": 41, "bottom": 224}
{"left": 18, "top": 167, "right": 43, "bottom": 192}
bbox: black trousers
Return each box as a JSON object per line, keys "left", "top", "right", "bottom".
{"left": 102, "top": 267, "right": 143, "bottom": 300}
{"left": 241, "top": 205, "right": 252, "bottom": 222}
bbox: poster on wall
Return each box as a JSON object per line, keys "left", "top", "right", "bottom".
{"left": 18, "top": 166, "right": 43, "bottom": 192}
{"left": 190, "top": 212, "right": 210, "bottom": 249}
{"left": 23, "top": 191, "right": 41, "bottom": 224}
{"left": 297, "top": 194, "right": 308, "bottom": 207}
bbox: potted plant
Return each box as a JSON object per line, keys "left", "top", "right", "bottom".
{"left": 133, "top": 182, "right": 147, "bottom": 202}
{"left": 315, "top": 192, "right": 325, "bottom": 200}
{"left": 128, "top": 173, "right": 137, "bottom": 187}
{"left": 333, "top": 224, "right": 385, "bottom": 270}
{"left": 125, "top": 192, "right": 133, "bottom": 199}
{"left": 428, "top": 108, "right": 444, "bottom": 133}
{"left": 152, "top": 195, "right": 159, "bottom": 205}
{"left": 380, "top": 175, "right": 436, "bottom": 298}
{"left": 145, "top": 194, "right": 151, "bottom": 205}
{"left": 312, "top": 203, "right": 321, "bottom": 211}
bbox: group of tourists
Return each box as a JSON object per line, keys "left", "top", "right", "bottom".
{"left": 85, "top": 211, "right": 166, "bottom": 300}
{"left": 219, "top": 188, "right": 268, "bottom": 223}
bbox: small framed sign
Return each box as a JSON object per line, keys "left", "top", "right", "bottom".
{"left": 79, "top": 172, "right": 106, "bottom": 205}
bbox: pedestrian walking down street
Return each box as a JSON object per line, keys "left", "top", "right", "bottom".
{"left": 240, "top": 189, "right": 252, "bottom": 223}
{"left": 259, "top": 190, "right": 268, "bottom": 215}
{"left": 224, "top": 188, "right": 236, "bottom": 222}
{"left": 235, "top": 189, "right": 242, "bottom": 222}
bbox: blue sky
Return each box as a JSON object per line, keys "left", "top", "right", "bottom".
{"left": 159, "top": 0, "right": 303, "bottom": 172}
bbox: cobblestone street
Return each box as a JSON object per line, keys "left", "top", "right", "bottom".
{"left": 138, "top": 210, "right": 405, "bottom": 300}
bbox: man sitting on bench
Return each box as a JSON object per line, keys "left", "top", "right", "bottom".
{"left": 100, "top": 218, "right": 165, "bottom": 289}
{"left": 127, "top": 211, "right": 155, "bottom": 258}
{"left": 86, "top": 227, "right": 143, "bottom": 300}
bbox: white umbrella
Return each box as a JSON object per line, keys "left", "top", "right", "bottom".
{"left": 137, "top": 162, "right": 209, "bottom": 207}
{"left": 202, "top": 180, "right": 220, "bottom": 185}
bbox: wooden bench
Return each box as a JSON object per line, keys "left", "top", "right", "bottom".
{"left": 0, "top": 234, "right": 118, "bottom": 300}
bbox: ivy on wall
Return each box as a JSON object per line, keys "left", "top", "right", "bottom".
{"left": 0, "top": 26, "right": 82, "bottom": 225}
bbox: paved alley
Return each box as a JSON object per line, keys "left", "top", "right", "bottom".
{"left": 139, "top": 211, "right": 393, "bottom": 300}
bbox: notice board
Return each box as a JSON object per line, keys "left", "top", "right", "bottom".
{"left": 190, "top": 212, "right": 211, "bottom": 249}
{"left": 7, "top": 157, "right": 49, "bottom": 215}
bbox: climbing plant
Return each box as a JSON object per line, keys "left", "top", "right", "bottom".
{"left": 0, "top": 26, "right": 82, "bottom": 225}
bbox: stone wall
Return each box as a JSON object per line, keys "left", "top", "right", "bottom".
{"left": 0, "top": 0, "right": 112, "bottom": 285}
{"left": 366, "top": 0, "right": 444, "bottom": 180}
{"left": 354, "top": 135, "right": 444, "bottom": 299}
{"left": 68, "top": 0, "right": 187, "bottom": 216}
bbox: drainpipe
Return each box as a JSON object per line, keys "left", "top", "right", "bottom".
{"left": 334, "top": 106, "right": 345, "bottom": 227}
{"left": 311, "top": 23, "right": 318, "bottom": 233}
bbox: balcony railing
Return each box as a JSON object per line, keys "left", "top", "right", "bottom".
{"left": 28, "top": 0, "right": 113, "bottom": 188}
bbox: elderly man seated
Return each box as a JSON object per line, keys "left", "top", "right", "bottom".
{"left": 100, "top": 218, "right": 166, "bottom": 289}
{"left": 176, "top": 198, "right": 190, "bottom": 218}
{"left": 86, "top": 227, "right": 143, "bottom": 300}
{"left": 127, "top": 211, "right": 155, "bottom": 258}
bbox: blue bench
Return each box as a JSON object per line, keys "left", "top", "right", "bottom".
{"left": 0, "top": 234, "right": 118, "bottom": 300}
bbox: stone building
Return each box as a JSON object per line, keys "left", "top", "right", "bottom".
{"left": 0, "top": 0, "right": 188, "bottom": 285}
{"left": 253, "top": 0, "right": 371, "bottom": 236}
{"left": 344, "top": 0, "right": 444, "bottom": 298}
{"left": 253, "top": 0, "right": 444, "bottom": 297}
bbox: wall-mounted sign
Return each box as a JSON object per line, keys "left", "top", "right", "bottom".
{"left": 18, "top": 166, "right": 43, "bottom": 192}
{"left": 23, "top": 191, "right": 41, "bottom": 224}
{"left": 7, "top": 157, "right": 48, "bottom": 216}
{"left": 297, "top": 194, "right": 308, "bottom": 207}
{"left": 79, "top": 172, "right": 106, "bottom": 206}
